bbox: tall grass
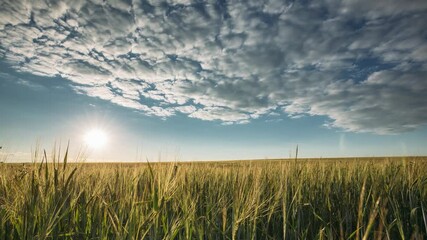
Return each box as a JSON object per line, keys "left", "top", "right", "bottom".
{"left": 0, "top": 151, "right": 426, "bottom": 239}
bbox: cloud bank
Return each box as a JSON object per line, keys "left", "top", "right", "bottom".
{"left": 1, "top": 0, "right": 427, "bottom": 133}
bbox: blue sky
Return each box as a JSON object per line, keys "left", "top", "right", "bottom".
{"left": 1, "top": 0, "right": 427, "bottom": 162}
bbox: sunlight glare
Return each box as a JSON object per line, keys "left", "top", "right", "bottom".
{"left": 84, "top": 129, "right": 108, "bottom": 150}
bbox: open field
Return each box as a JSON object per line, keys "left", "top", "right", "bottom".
{"left": 1, "top": 155, "right": 427, "bottom": 239}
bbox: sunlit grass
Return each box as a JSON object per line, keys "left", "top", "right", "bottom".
{"left": 0, "top": 149, "right": 426, "bottom": 239}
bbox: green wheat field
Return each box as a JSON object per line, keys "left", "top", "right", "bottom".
{"left": 1, "top": 150, "right": 426, "bottom": 239}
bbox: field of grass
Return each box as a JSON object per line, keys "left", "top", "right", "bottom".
{"left": 0, "top": 152, "right": 426, "bottom": 239}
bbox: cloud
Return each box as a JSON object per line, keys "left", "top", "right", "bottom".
{"left": 0, "top": 72, "right": 46, "bottom": 90}
{"left": 189, "top": 106, "right": 250, "bottom": 124}
{"left": 1, "top": 0, "right": 427, "bottom": 133}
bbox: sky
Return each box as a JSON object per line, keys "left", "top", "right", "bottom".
{"left": 0, "top": 0, "right": 427, "bottom": 162}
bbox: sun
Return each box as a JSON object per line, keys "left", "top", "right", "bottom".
{"left": 84, "top": 129, "right": 108, "bottom": 150}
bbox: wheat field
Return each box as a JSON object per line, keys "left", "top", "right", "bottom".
{"left": 0, "top": 151, "right": 426, "bottom": 239}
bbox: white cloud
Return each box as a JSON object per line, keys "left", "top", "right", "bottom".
{"left": 175, "top": 105, "right": 197, "bottom": 114}
{"left": 189, "top": 107, "right": 250, "bottom": 123}
{"left": 1, "top": 0, "right": 427, "bottom": 133}
{"left": 0, "top": 72, "right": 46, "bottom": 90}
